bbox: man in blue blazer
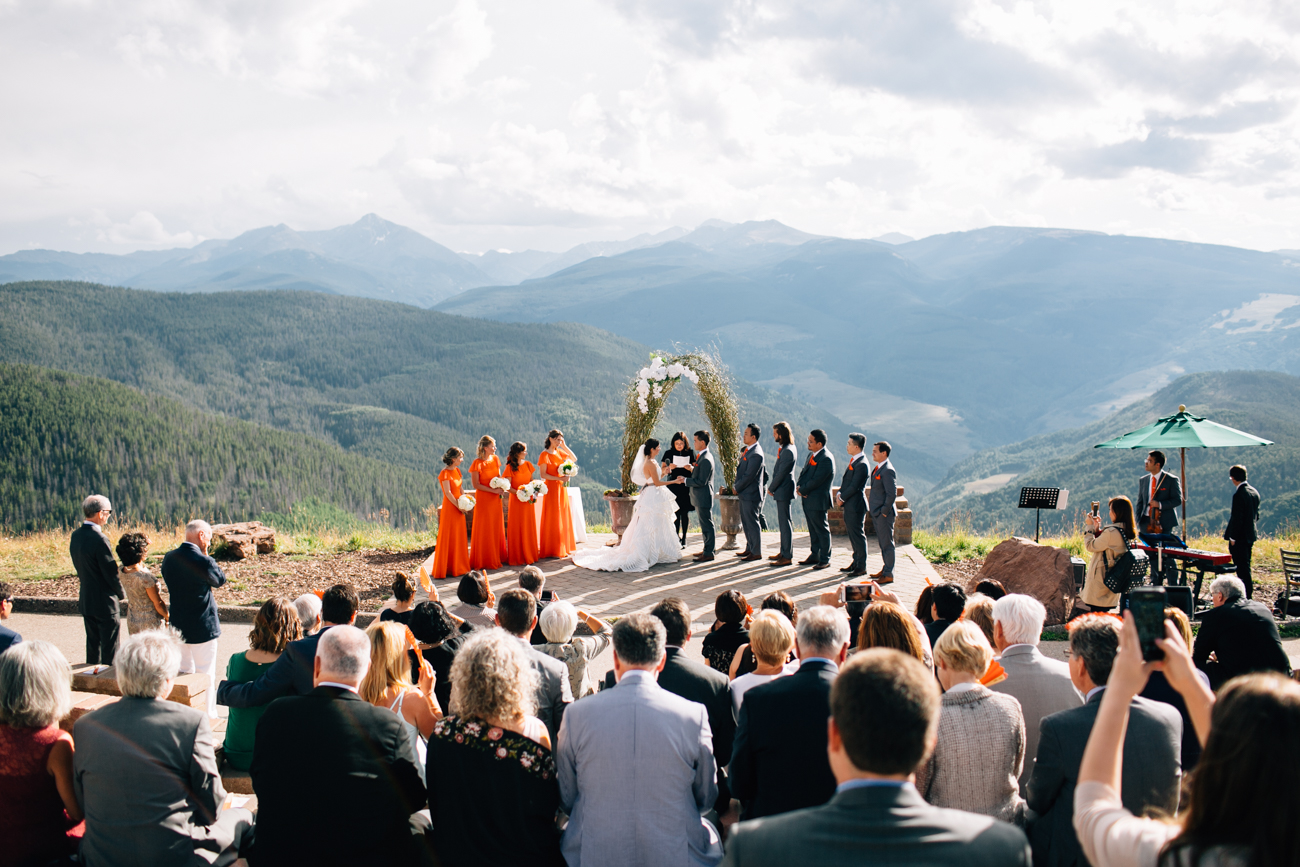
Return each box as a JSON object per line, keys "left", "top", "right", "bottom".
{"left": 797, "top": 429, "right": 835, "bottom": 569}
{"left": 835, "top": 434, "right": 871, "bottom": 577}
{"left": 162, "top": 520, "right": 227, "bottom": 717}
{"left": 734, "top": 423, "right": 767, "bottom": 562}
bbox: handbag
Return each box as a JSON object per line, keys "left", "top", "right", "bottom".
{"left": 1101, "top": 529, "right": 1149, "bottom": 594}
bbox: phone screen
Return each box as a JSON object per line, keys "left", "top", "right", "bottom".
{"left": 541, "top": 590, "right": 554, "bottom": 602}
{"left": 1129, "top": 587, "right": 1167, "bottom": 662}
{"left": 843, "top": 584, "right": 872, "bottom": 603}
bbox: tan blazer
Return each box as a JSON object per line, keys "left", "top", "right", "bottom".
{"left": 1081, "top": 526, "right": 1129, "bottom": 608}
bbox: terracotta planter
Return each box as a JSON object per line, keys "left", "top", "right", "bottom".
{"left": 605, "top": 495, "right": 638, "bottom": 546}
{"left": 718, "top": 495, "right": 741, "bottom": 551}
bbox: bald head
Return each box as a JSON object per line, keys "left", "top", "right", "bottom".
{"left": 314, "top": 625, "right": 371, "bottom": 687}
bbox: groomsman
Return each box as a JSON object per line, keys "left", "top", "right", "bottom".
{"left": 868, "top": 442, "right": 898, "bottom": 584}
{"left": 1224, "top": 465, "right": 1261, "bottom": 599}
{"left": 797, "top": 429, "right": 835, "bottom": 570}
{"left": 835, "top": 434, "right": 871, "bottom": 577}
{"left": 683, "top": 431, "right": 717, "bottom": 563}
{"left": 768, "top": 422, "right": 797, "bottom": 567}
{"left": 734, "top": 423, "right": 767, "bottom": 562}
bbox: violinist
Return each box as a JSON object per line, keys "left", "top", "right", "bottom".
{"left": 1135, "top": 450, "right": 1182, "bottom": 537}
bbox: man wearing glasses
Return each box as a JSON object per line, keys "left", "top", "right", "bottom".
{"left": 70, "top": 494, "right": 125, "bottom": 665}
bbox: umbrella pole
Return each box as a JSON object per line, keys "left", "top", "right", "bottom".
{"left": 1180, "top": 447, "right": 1188, "bottom": 539}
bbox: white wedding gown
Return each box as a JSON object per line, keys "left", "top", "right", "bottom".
{"left": 573, "top": 457, "right": 681, "bottom": 573}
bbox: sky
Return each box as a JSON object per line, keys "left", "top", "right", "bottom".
{"left": 3, "top": 0, "right": 1300, "bottom": 255}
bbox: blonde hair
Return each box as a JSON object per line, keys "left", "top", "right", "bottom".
{"left": 857, "top": 602, "right": 926, "bottom": 663}
{"left": 1165, "top": 606, "right": 1193, "bottom": 647}
{"left": 360, "top": 622, "right": 413, "bottom": 705}
{"left": 963, "top": 594, "right": 996, "bottom": 647}
{"left": 933, "top": 620, "right": 993, "bottom": 677}
{"left": 749, "top": 610, "right": 796, "bottom": 666}
{"left": 477, "top": 435, "right": 495, "bottom": 460}
{"left": 449, "top": 629, "right": 537, "bottom": 722}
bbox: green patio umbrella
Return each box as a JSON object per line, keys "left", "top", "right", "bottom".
{"left": 1094, "top": 405, "right": 1273, "bottom": 534}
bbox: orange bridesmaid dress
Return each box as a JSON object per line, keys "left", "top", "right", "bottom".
{"left": 505, "top": 460, "right": 539, "bottom": 566}
{"left": 468, "top": 455, "right": 508, "bottom": 570}
{"left": 538, "top": 448, "right": 576, "bottom": 559}
{"left": 431, "top": 467, "right": 470, "bottom": 580}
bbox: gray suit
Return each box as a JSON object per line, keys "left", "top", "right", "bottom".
{"left": 522, "top": 636, "right": 574, "bottom": 746}
{"left": 767, "top": 444, "right": 797, "bottom": 559}
{"left": 988, "top": 644, "right": 1083, "bottom": 793}
{"left": 734, "top": 444, "right": 766, "bottom": 556}
{"left": 557, "top": 669, "right": 722, "bottom": 867}
{"left": 74, "top": 697, "right": 253, "bottom": 867}
{"left": 868, "top": 458, "right": 898, "bottom": 576}
{"left": 683, "top": 448, "right": 716, "bottom": 555}
{"left": 838, "top": 456, "right": 871, "bottom": 572}
{"left": 797, "top": 448, "right": 835, "bottom": 564}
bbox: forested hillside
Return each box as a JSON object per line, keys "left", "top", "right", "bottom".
{"left": 0, "top": 364, "right": 443, "bottom": 532}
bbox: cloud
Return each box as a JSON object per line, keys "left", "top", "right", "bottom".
{"left": 1054, "top": 130, "right": 1212, "bottom": 179}
{"left": 93, "top": 211, "right": 198, "bottom": 247}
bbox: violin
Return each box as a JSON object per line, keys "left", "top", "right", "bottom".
{"left": 1146, "top": 502, "right": 1162, "bottom": 535}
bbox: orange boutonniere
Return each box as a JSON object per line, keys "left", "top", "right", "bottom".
{"left": 980, "top": 659, "right": 1007, "bottom": 687}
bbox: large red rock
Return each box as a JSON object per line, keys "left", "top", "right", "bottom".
{"left": 972, "top": 537, "right": 1076, "bottom": 626}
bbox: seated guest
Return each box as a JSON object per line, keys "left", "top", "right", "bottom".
{"left": 217, "top": 583, "right": 359, "bottom": 709}
{"left": 988, "top": 594, "right": 1082, "bottom": 793}
{"left": 536, "top": 600, "right": 613, "bottom": 698}
{"left": 411, "top": 599, "right": 470, "bottom": 713}
{"left": 0, "top": 640, "right": 84, "bottom": 865}
{"left": 915, "top": 585, "right": 935, "bottom": 624}
{"left": 721, "top": 649, "right": 1031, "bottom": 866}
{"left": 557, "top": 614, "right": 723, "bottom": 867}
{"left": 495, "top": 588, "right": 573, "bottom": 746}
{"left": 856, "top": 599, "right": 931, "bottom": 670}
{"left": 1138, "top": 606, "right": 1212, "bottom": 771}
{"left": 293, "top": 592, "right": 322, "bottom": 635}
{"left": 917, "top": 622, "right": 1028, "bottom": 823}
{"left": 451, "top": 571, "right": 498, "bottom": 629}
{"left": 221, "top": 597, "right": 301, "bottom": 771}
{"left": 975, "top": 579, "right": 1007, "bottom": 600}
{"left": 249, "top": 626, "right": 429, "bottom": 866}
{"left": 963, "top": 593, "right": 997, "bottom": 647}
{"left": 116, "top": 532, "right": 167, "bottom": 634}
{"left": 379, "top": 571, "right": 417, "bottom": 625}
{"left": 925, "top": 583, "right": 966, "bottom": 647}
{"left": 731, "top": 605, "right": 850, "bottom": 819}
{"left": 729, "top": 591, "right": 798, "bottom": 678}
{"left": 702, "top": 589, "right": 751, "bottom": 673}
{"left": 361, "top": 621, "right": 440, "bottom": 782}
{"left": 1193, "top": 575, "right": 1291, "bottom": 689}
{"left": 518, "top": 565, "right": 550, "bottom": 645}
{"left": 428, "top": 630, "right": 564, "bottom": 867}
{"left": 75, "top": 629, "right": 254, "bottom": 866}
{"left": 730, "top": 610, "right": 796, "bottom": 716}
{"left": 1027, "top": 615, "right": 1181, "bottom": 867}
{"left": 0, "top": 580, "right": 21, "bottom": 653}
{"left": 1075, "top": 611, "right": 1299, "bottom": 867}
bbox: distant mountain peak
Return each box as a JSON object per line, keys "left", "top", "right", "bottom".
{"left": 871, "top": 232, "right": 915, "bottom": 245}
{"left": 697, "top": 218, "right": 736, "bottom": 229}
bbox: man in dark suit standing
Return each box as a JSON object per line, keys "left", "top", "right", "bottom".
{"left": 69, "top": 494, "right": 124, "bottom": 665}
{"left": 162, "top": 519, "right": 226, "bottom": 718}
{"left": 1192, "top": 576, "right": 1291, "bottom": 689}
{"left": 835, "top": 434, "right": 871, "bottom": 578}
{"left": 1135, "top": 450, "right": 1182, "bottom": 539}
{"left": 1224, "top": 464, "right": 1261, "bottom": 599}
{"left": 734, "top": 423, "right": 767, "bottom": 562}
{"left": 868, "top": 441, "right": 898, "bottom": 582}
{"left": 797, "top": 430, "right": 835, "bottom": 570}
{"left": 683, "top": 431, "right": 717, "bottom": 562}
{"left": 250, "top": 625, "right": 432, "bottom": 866}
{"left": 731, "top": 605, "right": 850, "bottom": 819}
{"left": 722, "top": 649, "right": 1030, "bottom": 867}
{"left": 767, "top": 422, "right": 797, "bottom": 567}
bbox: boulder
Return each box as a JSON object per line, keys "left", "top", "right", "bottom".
{"left": 972, "top": 537, "right": 1076, "bottom": 626}
{"left": 212, "top": 521, "right": 277, "bottom": 560}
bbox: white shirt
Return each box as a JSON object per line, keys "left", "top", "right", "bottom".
{"left": 1086, "top": 685, "right": 1105, "bottom": 702}
{"left": 617, "top": 668, "right": 656, "bottom": 685}
{"left": 944, "top": 681, "right": 980, "bottom": 695}
{"left": 83, "top": 520, "right": 104, "bottom": 533}
{"left": 318, "top": 681, "right": 359, "bottom": 694}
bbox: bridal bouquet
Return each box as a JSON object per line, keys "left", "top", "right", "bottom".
{"left": 489, "top": 476, "right": 510, "bottom": 493}
{"left": 516, "top": 480, "right": 547, "bottom": 503}
{"left": 456, "top": 494, "right": 475, "bottom": 512}
{"left": 559, "top": 459, "right": 578, "bottom": 478}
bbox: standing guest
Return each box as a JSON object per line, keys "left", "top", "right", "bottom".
{"left": 1081, "top": 497, "right": 1136, "bottom": 612}
{"left": 856, "top": 600, "right": 930, "bottom": 669}
{"left": 428, "top": 447, "right": 471, "bottom": 583}
{"left": 249, "top": 626, "right": 429, "bottom": 867}
{"left": 731, "top": 605, "right": 850, "bottom": 819}
{"left": 116, "top": 532, "right": 167, "bottom": 634}
{"left": 537, "top": 600, "right": 613, "bottom": 699}
{"left": 835, "top": 433, "right": 871, "bottom": 577}
{"left": 518, "top": 565, "right": 549, "bottom": 644}
{"left": 720, "top": 650, "right": 1031, "bottom": 867}
{"left": 730, "top": 591, "right": 799, "bottom": 677}
{"left": 75, "top": 630, "right": 254, "bottom": 866}
{"left": 796, "top": 429, "right": 835, "bottom": 570}
{"left": 1192, "top": 575, "right": 1291, "bottom": 689}
{"left": 69, "top": 494, "right": 124, "bottom": 666}
{"left": 217, "top": 583, "right": 359, "bottom": 708}
{"left": 1224, "top": 464, "right": 1261, "bottom": 599}
{"left": 702, "top": 589, "right": 752, "bottom": 673}
{"left": 505, "top": 442, "right": 541, "bottom": 566}
{"left": 767, "top": 422, "right": 798, "bottom": 567}
{"left": 411, "top": 599, "right": 470, "bottom": 714}
{"left": 0, "top": 581, "right": 22, "bottom": 653}
{"left": 451, "top": 571, "right": 498, "bottom": 629}
{"left": 558, "top": 614, "right": 723, "bottom": 867}
{"left": 428, "top": 629, "right": 563, "bottom": 867}
{"left": 380, "top": 571, "right": 417, "bottom": 626}
{"left": 663, "top": 431, "right": 697, "bottom": 548}
{"left": 868, "top": 442, "right": 898, "bottom": 582}
{"left": 1026, "top": 615, "right": 1182, "bottom": 867}
{"left": 0, "top": 640, "right": 84, "bottom": 865}
{"left": 925, "top": 583, "right": 967, "bottom": 648}
{"left": 917, "top": 622, "right": 1028, "bottom": 823}
{"left": 989, "top": 594, "right": 1083, "bottom": 794}
{"left": 494, "top": 588, "right": 573, "bottom": 747}
{"left": 1139, "top": 607, "right": 1212, "bottom": 770}
{"left": 729, "top": 610, "right": 796, "bottom": 716}
{"left": 469, "top": 435, "right": 509, "bottom": 571}
{"left": 734, "top": 423, "right": 767, "bottom": 561}
{"left": 221, "top": 597, "right": 301, "bottom": 772}
{"left": 963, "top": 594, "right": 997, "bottom": 647}
{"left": 975, "top": 578, "right": 1008, "bottom": 599}
{"left": 293, "top": 592, "right": 322, "bottom": 636}
{"left": 1135, "top": 450, "right": 1182, "bottom": 538}
{"left": 682, "top": 431, "right": 717, "bottom": 562}
{"left": 538, "top": 429, "right": 578, "bottom": 559}
{"left": 361, "top": 622, "right": 440, "bottom": 781}
{"left": 161, "top": 519, "right": 226, "bottom": 719}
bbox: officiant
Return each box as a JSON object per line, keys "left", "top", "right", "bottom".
{"left": 662, "top": 431, "right": 695, "bottom": 549}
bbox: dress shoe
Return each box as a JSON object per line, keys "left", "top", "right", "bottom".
{"left": 874, "top": 574, "right": 895, "bottom": 585}
{"left": 770, "top": 558, "right": 792, "bottom": 567}
{"left": 838, "top": 565, "right": 855, "bottom": 573}
{"left": 812, "top": 562, "right": 831, "bottom": 570}
{"left": 740, "top": 553, "right": 761, "bottom": 562}
{"left": 735, "top": 551, "right": 750, "bottom": 558}
{"left": 846, "top": 568, "right": 868, "bottom": 578}
{"left": 768, "top": 554, "right": 781, "bottom": 561}
{"left": 798, "top": 557, "right": 817, "bottom": 566}
{"left": 695, "top": 553, "right": 716, "bottom": 562}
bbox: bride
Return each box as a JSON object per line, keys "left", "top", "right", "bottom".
{"left": 573, "top": 438, "right": 684, "bottom": 573}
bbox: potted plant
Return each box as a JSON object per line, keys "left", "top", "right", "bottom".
{"left": 717, "top": 486, "right": 742, "bottom": 551}
{"left": 603, "top": 489, "right": 638, "bottom": 546}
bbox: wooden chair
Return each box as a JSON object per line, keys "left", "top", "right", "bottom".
{"left": 1280, "top": 550, "right": 1300, "bottom": 621}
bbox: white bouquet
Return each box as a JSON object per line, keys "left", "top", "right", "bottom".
{"left": 559, "top": 459, "right": 578, "bottom": 478}
{"left": 489, "top": 476, "right": 510, "bottom": 493}
{"left": 456, "top": 494, "right": 475, "bottom": 512}
{"left": 516, "top": 479, "right": 547, "bottom": 503}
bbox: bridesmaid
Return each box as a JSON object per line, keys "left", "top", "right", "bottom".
{"left": 468, "top": 435, "right": 508, "bottom": 571}
{"left": 431, "top": 447, "right": 471, "bottom": 581}
{"left": 538, "top": 428, "right": 578, "bottom": 559}
{"left": 661, "top": 431, "right": 695, "bottom": 549}
{"left": 504, "top": 441, "right": 540, "bottom": 566}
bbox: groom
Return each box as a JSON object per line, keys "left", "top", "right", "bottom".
{"left": 683, "top": 430, "right": 716, "bottom": 563}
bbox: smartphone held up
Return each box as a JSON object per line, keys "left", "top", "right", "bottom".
{"left": 1128, "top": 587, "right": 1168, "bottom": 662}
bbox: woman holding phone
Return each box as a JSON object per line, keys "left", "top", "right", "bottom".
{"left": 1081, "top": 496, "right": 1136, "bottom": 612}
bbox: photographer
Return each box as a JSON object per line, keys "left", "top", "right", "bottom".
{"left": 1081, "top": 497, "right": 1136, "bottom": 613}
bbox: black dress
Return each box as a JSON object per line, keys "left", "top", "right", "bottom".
{"left": 427, "top": 716, "right": 564, "bottom": 867}
{"left": 420, "top": 631, "right": 469, "bottom": 712}
{"left": 701, "top": 621, "right": 749, "bottom": 674}
{"left": 663, "top": 446, "right": 695, "bottom": 540}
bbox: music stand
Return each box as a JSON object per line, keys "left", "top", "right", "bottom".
{"left": 1018, "top": 487, "right": 1062, "bottom": 542}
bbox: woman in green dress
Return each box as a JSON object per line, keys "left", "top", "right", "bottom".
{"left": 221, "top": 597, "right": 301, "bottom": 770}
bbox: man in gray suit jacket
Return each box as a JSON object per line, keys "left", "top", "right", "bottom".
{"left": 722, "top": 648, "right": 1030, "bottom": 867}
{"left": 69, "top": 494, "right": 125, "bottom": 665}
{"left": 867, "top": 442, "right": 898, "bottom": 580}
{"left": 796, "top": 429, "right": 835, "bottom": 569}
{"left": 557, "top": 614, "right": 723, "bottom": 867}
{"left": 988, "top": 595, "right": 1083, "bottom": 793}
{"left": 835, "top": 434, "right": 871, "bottom": 577}
{"left": 683, "top": 431, "right": 717, "bottom": 562}
{"left": 497, "top": 589, "right": 573, "bottom": 745}
{"left": 767, "top": 422, "right": 797, "bottom": 566}
{"left": 734, "top": 424, "right": 767, "bottom": 561}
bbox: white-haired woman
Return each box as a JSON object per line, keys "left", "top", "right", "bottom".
{"left": 535, "top": 601, "right": 613, "bottom": 698}
{"left": 427, "top": 630, "right": 564, "bottom": 867}
{"left": 0, "top": 640, "right": 84, "bottom": 864}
